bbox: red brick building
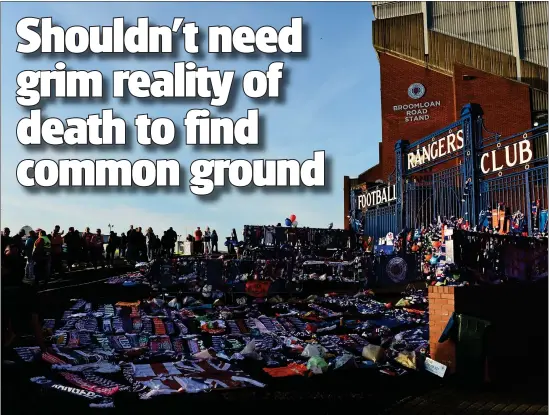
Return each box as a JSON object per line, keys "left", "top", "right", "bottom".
{"left": 344, "top": 2, "right": 548, "bottom": 229}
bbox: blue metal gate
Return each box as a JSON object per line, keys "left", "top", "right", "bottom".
{"left": 350, "top": 174, "right": 398, "bottom": 241}
{"left": 350, "top": 104, "right": 547, "bottom": 237}
{"left": 364, "top": 202, "right": 397, "bottom": 241}
{"left": 478, "top": 124, "right": 548, "bottom": 233}
{"left": 392, "top": 104, "right": 547, "bottom": 235}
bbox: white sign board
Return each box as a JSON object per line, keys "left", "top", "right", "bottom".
{"left": 424, "top": 357, "right": 447, "bottom": 378}
{"left": 182, "top": 241, "right": 193, "bottom": 256}
{"left": 444, "top": 240, "right": 454, "bottom": 263}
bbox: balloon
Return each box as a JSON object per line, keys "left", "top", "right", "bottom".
{"left": 289, "top": 214, "right": 296, "bottom": 222}
{"left": 284, "top": 218, "right": 292, "bottom": 227}
{"left": 292, "top": 221, "right": 298, "bottom": 227}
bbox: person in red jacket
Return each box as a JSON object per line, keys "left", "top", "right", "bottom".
{"left": 194, "top": 227, "right": 203, "bottom": 255}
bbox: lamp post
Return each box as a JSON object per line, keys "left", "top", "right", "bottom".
{"left": 108, "top": 224, "right": 114, "bottom": 233}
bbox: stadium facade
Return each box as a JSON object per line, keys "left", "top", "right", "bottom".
{"left": 344, "top": 1, "right": 548, "bottom": 233}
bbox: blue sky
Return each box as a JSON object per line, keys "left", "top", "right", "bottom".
{"left": 1, "top": 2, "right": 382, "bottom": 239}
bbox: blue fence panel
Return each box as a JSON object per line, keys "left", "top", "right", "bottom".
{"left": 355, "top": 105, "right": 547, "bottom": 238}
{"left": 364, "top": 204, "right": 397, "bottom": 241}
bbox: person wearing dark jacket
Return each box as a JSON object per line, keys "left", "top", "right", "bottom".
{"left": 64, "top": 227, "right": 80, "bottom": 270}
{"left": 81, "top": 227, "right": 93, "bottom": 265}
{"left": 1, "top": 228, "right": 12, "bottom": 260}
{"left": 126, "top": 230, "right": 138, "bottom": 263}
{"left": 145, "top": 228, "right": 156, "bottom": 261}
{"left": 50, "top": 226, "right": 64, "bottom": 275}
{"left": 11, "top": 230, "right": 26, "bottom": 257}
{"left": 161, "top": 232, "right": 171, "bottom": 257}
{"left": 136, "top": 227, "right": 146, "bottom": 260}
{"left": 106, "top": 231, "right": 117, "bottom": 267}
{"left": 119, "top": 232, "right": 127, "bottom": 258}
{"left": 167, "top": 227, "right": 177, "bottom": 256}
{"left": 211, "top": 230, "right": 219, "bottom": 253}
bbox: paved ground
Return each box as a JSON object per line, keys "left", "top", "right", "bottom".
{"left": 385, "top": 384, "right": 548, "bottom": 414}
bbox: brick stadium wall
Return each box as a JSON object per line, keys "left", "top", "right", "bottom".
{"left": 429, "top": 282, "right": 548, "bottom": 383}
{"left": 428, "top": 286, "right": 456, "bottom": 374}
{"left": 358, "top": 53, "right": 534, "bottom": 184}
{"left": 347, "top": 52, "right": 536, "bottom": 233}
{"left": 367, "top": 53, "right": 456, "bottom": 182}
{"left": 453, "top": 64, "right": 532, "bottom": 138}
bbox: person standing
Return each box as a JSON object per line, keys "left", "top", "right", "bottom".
{"left": 50, "top": 225, "right": 64, "bottom": 276}
{"left": 64, "top": 227, "right": 79, "bottom": 270}
{"left": 82, "top": 227, "right": 93, "bottom": 266}
{"left": 126, "top": 229, "right": 138, "bottom": 263}
{"left": 211, "top": 230, "right": 219, "bottom": 254}
{"left": 136, "top": 227, "right": 146, "bottom": 260}
{"left": 22, "top": 230, "right": 36, "bottom": 285}
{"left": 204, "top": 227, "right": 211, "bottom": 254}
{"left": 33, "top": 230, "right": 51, "bottom": 287}
{"left": 161, "top": 231, "right": 171, "bottom": 257}
{"left": 119, "top": 232, "right": 127, "bottom": 258}
{"left": 145, "top": 227, "right": 156, "bottom": 261}
{"left": 90, "top": 229, "right": 104, "bottom": 269}
{"left": 155, "top": 235, "right": 161, "bottom": 258}
{"left": 194, "top": 227, "right": 203, "bottom": 255}
{"left": 1, "top": 228, "right": 12, "bottom": 259}
{"left": 73, "top": 229, "right": 83, "bottom": 267}
{"left": 105, "top": 231, "right": 117, "bottom": 267}
{"left": 167, "top": 227, "right": 177, "bottom": 256}
{"left": 11, "top": 229, "right": 26, "bottom": 257}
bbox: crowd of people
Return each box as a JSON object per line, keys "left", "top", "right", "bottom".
{"left": 0, "top": 225, "right": 176, "bottom": 287}
{"left": 186, "top": 226, "right": 225, "bottom": 255}
{"left": 0, "top": 225, "right": 231, "bottom": 288}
